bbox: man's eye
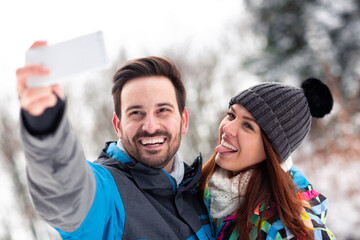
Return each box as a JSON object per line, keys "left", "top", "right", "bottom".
{"left": 129, "top": 111, "right": 145, "bottom": 118}
{"left": 159, "top": 108, "right": 169, "bottom": 113}
{"left": 129, "top": 111, "right": 145, "bottom": 120}
{"left": 130, "top": 111, "right": 140, "bottom": 115}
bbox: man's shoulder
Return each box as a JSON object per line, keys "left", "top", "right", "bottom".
{"left": 94, "top": 142, "right": 132, "bottom": 165}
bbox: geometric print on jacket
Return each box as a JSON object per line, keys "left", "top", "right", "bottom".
{"left": 204, "top": 167, "right": 336, "bottom": 240}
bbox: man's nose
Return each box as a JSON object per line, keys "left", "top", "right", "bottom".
{"left": 142, "top": 115, "right": 160, "bottom": 134}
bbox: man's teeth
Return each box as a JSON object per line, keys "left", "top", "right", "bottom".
{"left": 221, "top": 140, "right": 237, "bottom": 151}
{"left": 141, "top": 138, "right": 165, "bottom": 145}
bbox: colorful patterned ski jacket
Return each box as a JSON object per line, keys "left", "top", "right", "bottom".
{"left": 204, "top": 167, "right": 336, "bottom": 240}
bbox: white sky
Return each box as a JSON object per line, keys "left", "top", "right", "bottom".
{"left": 0, "top": 0, "right": 241, "bottom": 103}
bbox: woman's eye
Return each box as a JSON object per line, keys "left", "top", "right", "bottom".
{"left": 244, "top": 122, "right": 254, "bottom": 131}
{"left": 227, "top": 112, "right": 235, "bottom": 119}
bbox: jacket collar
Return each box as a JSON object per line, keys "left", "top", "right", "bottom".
{"left": 97, "top": 141, "right": 203, "bottom": 196}
{"left": 115, "top": 139, "right": 185, "bottom": 185}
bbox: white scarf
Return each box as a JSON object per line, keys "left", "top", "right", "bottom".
{"left": 281, "top": 156, "right": 293, "bottom": 172}
{"left": 207, "top": 167, "right": 253, "bottom": 218}
{"left": 207, "top": 156, "right": 293, "bottom": 219}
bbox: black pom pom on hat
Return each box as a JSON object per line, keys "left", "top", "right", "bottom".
{"left": 229, "top": 77, "right": 334, "bottom": 162}
{"left": 301, "top": 78, "right": 333, "bottom": 118}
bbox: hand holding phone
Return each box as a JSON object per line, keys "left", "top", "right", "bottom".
{"left": 17, "top": 41, "right": 63, "bottom": 116}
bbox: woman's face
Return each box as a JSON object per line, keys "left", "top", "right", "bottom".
{"left": 215, "top": 104, "right": 266, "bottom": 175}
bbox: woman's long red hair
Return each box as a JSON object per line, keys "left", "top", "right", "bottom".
{"left": 199, "top": 133, "right": 314, "bottom": 240}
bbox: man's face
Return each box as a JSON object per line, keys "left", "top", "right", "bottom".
{"left": 112, "top": 76, "right": 188, "bottom": 171}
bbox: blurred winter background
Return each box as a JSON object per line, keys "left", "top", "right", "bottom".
{"left": 0, "top": 0, "right": 359, "bottom": 239}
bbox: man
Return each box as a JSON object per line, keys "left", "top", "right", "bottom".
{"left": 17, "top": 41, "right": 213, "bottom": 239}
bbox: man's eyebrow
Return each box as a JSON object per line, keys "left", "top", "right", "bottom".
{"left": 125, "top": 105, "right": 143, "bottom": 112}
{"left": 125, "top": 103, "right": 175, "bottom": 112}
{"left": 157, "top": 103, "right": 175, "bottom": 108}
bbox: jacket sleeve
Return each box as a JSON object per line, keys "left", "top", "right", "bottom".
{"left": 301, "top": 184, "right": 336, "bottom": 239}
{"left": 291, "top": 167, "right": 336, "bottom": 239}
{"left": 21, "top": 110, "right": 96, "bottom": 233}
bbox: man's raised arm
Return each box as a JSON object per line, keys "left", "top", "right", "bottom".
{"left": 17, "top": 41, "right": 96, "bottom": 232}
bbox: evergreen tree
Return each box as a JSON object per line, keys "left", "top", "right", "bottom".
{"left": 243, "top": 0, "right": 360, "bottom": 157}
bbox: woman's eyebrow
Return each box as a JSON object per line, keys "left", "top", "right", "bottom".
{"left": 243, "top": 116, "right": 256, "bottom": 122}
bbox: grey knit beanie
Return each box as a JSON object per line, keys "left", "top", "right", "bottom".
{"left": 229, "top": 78, "right": 333, "bottom": 162}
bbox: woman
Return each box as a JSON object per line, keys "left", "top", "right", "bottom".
{"left": 199, "top": 78, "right": 335, "bottom": 240}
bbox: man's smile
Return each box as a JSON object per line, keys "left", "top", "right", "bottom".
{"left": 139, "top": 137, "right": 166, "bottom": 146}
{"left": 138, "top": 137, "right": 168, "bottom": 151}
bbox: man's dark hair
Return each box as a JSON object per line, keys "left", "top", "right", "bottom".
{"left": 112, "top": 56, "right": 186, "bottom": 118}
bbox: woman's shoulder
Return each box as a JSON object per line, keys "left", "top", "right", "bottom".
{"left": 289, "top": 167, "right": 336, "bottom": 239}
{"left": 289, "top": 167, "right": 328, "bottom": 222}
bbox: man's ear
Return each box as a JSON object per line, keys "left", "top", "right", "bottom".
{"left": 181, "top": 107, "right": 189, "bottom": 135}
{"left": 112, "top": 112, "right": 122, "bottom": 139}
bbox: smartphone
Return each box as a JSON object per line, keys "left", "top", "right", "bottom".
{"left": 25, "top": 31, "right": 110, "bottom": 88}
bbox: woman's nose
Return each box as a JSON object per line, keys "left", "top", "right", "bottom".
{"left": 222, "top": 119, "right": 237, "bottom": 137}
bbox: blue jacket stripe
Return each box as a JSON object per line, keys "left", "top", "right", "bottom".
{"left": 186, "top": 224, "right": 214, "bottom": 240}
{"left": 203, "top": 198, "right": 215, "bottom": 236}
{"left": 106, "top": 142, "right": 131, "bottom": 163}
{"left": 179, "top": 178, "right": 193, "bottom": 187}
{"left": 161, "top": 169, "right": 177, "bottom": 193}
{"left": 56, "top": 161, "right": 125, "bottom": 239}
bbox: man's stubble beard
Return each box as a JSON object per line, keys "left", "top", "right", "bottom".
{"left": 121, "top": 125, "right": 182, "bottom": 169}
